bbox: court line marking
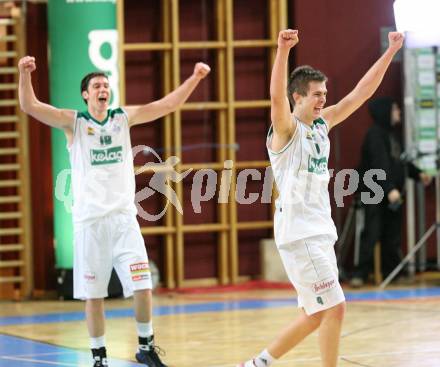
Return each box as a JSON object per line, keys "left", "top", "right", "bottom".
{"left": 0, "top": 351, "right": 78, "bottom": 358}
{"left": 340, "top": 357, "right": 373, "bottom": 367}
{"left": 0, "top": 355, "right": 86, "bottom": 366}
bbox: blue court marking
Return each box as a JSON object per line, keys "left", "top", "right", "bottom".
{"left": 0, "top": 334, "right": 141, "bottom": 366}
{"left": 0, "top": 299, "right": 296, "bottom": 326}
{"left": 345, "top": 286, "right": 440, "bottom": 302}
{"left": 0, "top": 287, "right": 439, "bottom": 327}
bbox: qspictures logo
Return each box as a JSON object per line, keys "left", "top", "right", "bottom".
{"left": 90, "top": 146, "right": 123, "bottom": 166}
{"left": 55, "top": 144, "right": 388, "bottom": 219}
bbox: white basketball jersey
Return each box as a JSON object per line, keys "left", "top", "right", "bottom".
{"left": 267, "top": 117, "right": 337, "bottom": 246}
{"left": 69, "top": 108, "right": 137, "bottom": 228}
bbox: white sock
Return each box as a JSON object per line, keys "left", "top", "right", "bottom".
{"left": 254, "top": 349, "right": 275, "bottom": 367}
{"left": 90, "top": 335, "right": 105, "bottom": 349}
{"left": 136, "top": 321, "right": 153, "bottom": 338}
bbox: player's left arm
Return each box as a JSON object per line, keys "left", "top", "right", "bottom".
{"left": 322, "top": 32, "right": 404, "bottom": 130}
{"left": 124, "top": 62, "right": 211, "bottom": 127}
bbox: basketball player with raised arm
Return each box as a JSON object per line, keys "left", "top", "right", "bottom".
{"left": 237, "top": 29, "right": 403, "bottom": 367}
{"left": 18, "top": 56, "right": 210, "bottom": 367}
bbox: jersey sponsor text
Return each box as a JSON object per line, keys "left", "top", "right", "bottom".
{"left": 90, "top": 146, "right": 123, "bottom": 165}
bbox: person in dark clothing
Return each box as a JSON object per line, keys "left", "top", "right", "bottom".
{"left": 351, "top": 97, "right": 431, "bottom": 287}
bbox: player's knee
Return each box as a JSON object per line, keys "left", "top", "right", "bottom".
{"left": 328, "top": 301, "right": 346, "bottom": 321}
{"left": 308, "top": 311, "right": 324, "bottom": 328}
{"left": 86, "top": 297, "right": 104, "bottom": 305}
{"left": 85, "top": 298, "right": 105, "bottom": 313}
{"left": 317, "top": 302, "right": 346, "bottom": 323}
{"left": 134, "top": 288, "right": 152, "bottom": 299}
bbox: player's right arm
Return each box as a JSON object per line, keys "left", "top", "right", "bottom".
{"left": 18, "top": 56, "right": 75, "bottom": 133}
{"left": 269, "top": 29, "right": 299, "bottom": 152}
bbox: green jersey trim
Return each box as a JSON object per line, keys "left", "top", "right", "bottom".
{"left": 109, "top": 108, "right": 125, "bottom": 118}
{"left": 313, "top": 117, "right": 325, "bottom": 126}
{"left": 312, "top": 117, "right": 329, "bottom": 133}
{"left": 78, "top": 108, "right": 126, "bottom": 126}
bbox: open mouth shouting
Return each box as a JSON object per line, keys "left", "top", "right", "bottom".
{"left": 98, "top": 95, "right": 108, "bottom": 104}
{"left": 314, "top": 107, "right": 322, "bottom": 115}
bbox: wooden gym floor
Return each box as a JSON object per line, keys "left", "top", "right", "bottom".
{"left": 0, "top": 283, "right": 439, "bottom": 367}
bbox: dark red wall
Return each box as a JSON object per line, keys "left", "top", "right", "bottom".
{"left": 24, "top": 1, "right": 436, "bottom": 292}
{"left": 26, "top": 3, "right": 56, "bottom": 292}
{"left": 294, "top": 0, "right": 402, "bottom": 172}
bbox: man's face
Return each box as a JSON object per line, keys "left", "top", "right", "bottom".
{"left": 294, "top": 81, "right": 327, "bottom": 120}
{"left": 82, "top": 76, "right": 111, "bottom": 110}
{"left": 391, "top": 102, "right": 401, "bottom": 126}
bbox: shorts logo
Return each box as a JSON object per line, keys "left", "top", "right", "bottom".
{"left": 90, "top": 146, "right": 123, "bottom": 166}
{"left": 130, "top": 262, "right": 151, "bottom": 282}
{"left": 84, "top": 272, "right": 96, "bottom": 283}
{"left": 317, "top": 296, "right": 324, "bottom": 305}
{"left": 312, "top": 278, "right": 336, "bottom": 295}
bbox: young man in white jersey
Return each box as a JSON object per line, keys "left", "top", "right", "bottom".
{"left": 18, "top": 56, "right": 210, "bottom": 367}
{"left": 237, "top": 29, "right": 403, "bottom": 367}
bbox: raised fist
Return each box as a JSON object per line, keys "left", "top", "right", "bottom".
{"left": 278, "top": 29, "right": 299, "bottom": 50}
{"left": 18, "top": 56, "right": 36, "bottom": 74}
{"left": 388, "top": 32, "right": 404, "bottom": 52}
{"left": 193, "top": 62, "right": 211, "bottom": 80}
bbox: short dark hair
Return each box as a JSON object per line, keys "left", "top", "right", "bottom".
{"left": 80, "top": 72, "right": 108, "bottom": 104}
{"left": 287, "top": 65, "right": 327, "bottom": 109}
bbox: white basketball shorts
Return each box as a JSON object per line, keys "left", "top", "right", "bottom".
{"left": 278, "top": 234, "right": 345, "bottom": 315}
{"left": 73, "top": 212, "right": 152, "bottom": 300}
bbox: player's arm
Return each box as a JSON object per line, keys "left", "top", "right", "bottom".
{"left": 322, "top": 32, "right": 404, "bottom": 130}
{"left": 124, "top": 62, "right": 211, "bottom": 127}
{"left": 270, "top": 29, "right": 299, "bottom": 152}
{"left": 18, "top": 56, "right": 75, "bottom": 132}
